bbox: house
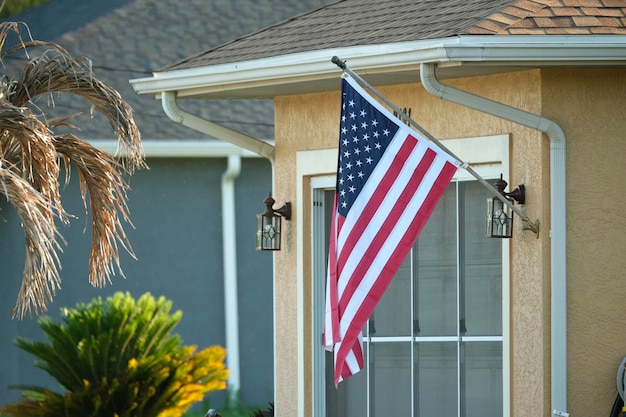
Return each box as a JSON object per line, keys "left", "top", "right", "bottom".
{"left": 0, "top": 0, "right": 335, "bottom": 410}
{"left": 131, "top": 0, "right": 626, "bottom": 416}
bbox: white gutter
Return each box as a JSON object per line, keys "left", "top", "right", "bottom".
{"left": 160, "top": 91, "right": 275, "bottom": 163}
{"left": 420, "top": 63, "right": 568, "bottom": 417}
{"left": 88, "top": 139, "right": 268, "bottom": 158}
{"left": 130, "top": 35, "right": 626, "bottom": 97}
{"left": 130, "top": 39, "right": 450, "bottom": 95}
{"left": 150, "top": 89, "right": 277, "bottom": 409}
{"left": 140, "top": 93, "right": 274, "bottom": 402}
{"left": 222, "top": 154, "right": 242, "bottom": 401}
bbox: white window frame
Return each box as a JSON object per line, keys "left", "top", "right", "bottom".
{"left": 296, "top": 134, "right": 511, "bottom": 417}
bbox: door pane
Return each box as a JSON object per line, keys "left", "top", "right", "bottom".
{"left": 371, "top": 342, "right": 412, "bottom": 417}
{"left": 461, "top": 181, "right": 502, "bottom": 336}
{"left": 415, "top": 186, "right": 457, "bottom": 336}
{"left": 373, "top": 254, "right": 412, "bottom": 337}
{"left": 415, "top": 342, "right": 458, "bottom": 416}
{"left": 462, "top": 341, "right": 503, "bottom": 417}
{"left": 326, "top": 350, "right": 367, "bottom": 417}
{"left": 326, "top": 179, "right": 504, "bottom": 417}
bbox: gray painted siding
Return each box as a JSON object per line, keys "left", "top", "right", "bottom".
{"left": 0, "top": 157, "right": 274, "bottom": 409}
{"left": 0, "top": 0, "right": 337, "bottom": 410}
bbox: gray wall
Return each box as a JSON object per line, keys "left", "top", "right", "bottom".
{"left": 0, "top": 156, "right": 274, "bottom": 410}
{"left": 0, "top": 0, "right": 340, "bottom": 410}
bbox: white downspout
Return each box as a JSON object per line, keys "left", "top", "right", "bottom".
{"left": 161, "top": 91, "right": 275, "bottom": 164}
{"left": 222, "top": 155, "right": 242, "bottom": 402}
{"left": 161, "top": 90, "right": 269, "bottom": 404}
{"left": 420, "top": 63, "right": 568, "bottom": 417}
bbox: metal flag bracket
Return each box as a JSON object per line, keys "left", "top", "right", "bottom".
{"left": 331, "top": 55, "right": 540, "bottom": 238}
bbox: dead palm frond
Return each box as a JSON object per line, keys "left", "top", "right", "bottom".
{"left": 54, "top": 133, "right": 135, "bottom": 287}
{"left": 0, "top": 166, "right": 64, "bottom": 318}
{"left": 0, "top": 22, "right": 146, "bottom": 318}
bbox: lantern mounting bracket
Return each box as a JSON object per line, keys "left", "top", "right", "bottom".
{"left": 505, "top": 184, "right": 525, "bottom": 205}
{"left": 494, "top": 175, "right": 525, "bottom": 205}
{"left": 488, "top": 175, "right": 539, "bottom": 238}
{"left": 271, "top": 201, "right": 291, "bottom": 220}
{"left": 262, "top": 193, "right": 291, "bottom": 220}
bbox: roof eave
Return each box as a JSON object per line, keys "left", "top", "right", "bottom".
{"left": 130, "top": 35, "right": 626, "bottom": 99}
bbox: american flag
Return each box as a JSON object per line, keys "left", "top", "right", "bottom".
{"left": 324, "top": 74, "right": 461, "bottom": 385}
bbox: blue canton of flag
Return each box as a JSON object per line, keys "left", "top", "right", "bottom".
{"left": 336, "top": 85, "right": 399, "bottom": 217}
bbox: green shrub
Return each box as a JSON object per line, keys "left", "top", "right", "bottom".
{"left": 0, "top": 292, "right": 229, "bottom": 417}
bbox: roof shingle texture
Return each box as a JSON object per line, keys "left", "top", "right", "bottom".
{"left": 2, "top": 0, "right": 335, "bottom": 140}
{"left": 166, "top": 0, "right": 516, "bottom": 70}
{"left": 468, "top": 0, "right": 626, "bottom": 34}
{"left": 166, "top": 0, "right": 626, "bottom": 72}
{"left": 3, "top": 0, "right": 624, "bottom": 140}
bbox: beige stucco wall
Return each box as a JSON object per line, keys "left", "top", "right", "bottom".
{"left": 542, "top": 68, "right": 626, "bottom": 417}
{"left": 271, "top": 67, "right": 626, "bottom": 417}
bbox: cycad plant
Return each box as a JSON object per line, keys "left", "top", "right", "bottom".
{"left": 0, "top": 292, "right": 229, "bottom": 417}
{"left": 0, "top": 20, "right": 146, "bottom": 318}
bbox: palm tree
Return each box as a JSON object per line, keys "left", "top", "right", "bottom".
{"left": 0, "top": 21, "right": 146, "bottom": 318}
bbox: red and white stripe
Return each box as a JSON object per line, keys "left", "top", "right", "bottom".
{"left": 324, "top": 123, "right": 459, "bottom": 385}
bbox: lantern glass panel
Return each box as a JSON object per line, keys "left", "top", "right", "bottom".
{"left": 256, "top": 214, "right": 282, "bottom": 250}
{"left": 486, "top": 197, "right": 513, "bottom": 238}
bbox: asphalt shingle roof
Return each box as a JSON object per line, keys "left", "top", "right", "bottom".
{"left": 3, "top": 0, "right": 624, "bottom": 140}
{"left": 164, "top": 0, "right": 626, "bottom": 72}
{"left": 469, "top": 0, "right": 626, "bottom": 34}
{"left": 2, "top": 0, "right": 336, "bottom": 140}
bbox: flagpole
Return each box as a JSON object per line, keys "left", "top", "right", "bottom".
{"left": 331, "top": 56, "right": 539, "bottom": 236}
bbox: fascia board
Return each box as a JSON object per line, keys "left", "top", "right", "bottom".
{"left": 130, "top": 35, "right": 626, "bottom": 96}
{"left": 130, "top": 38, "right": 455, "bottom": 95}
{"left": 448, "top": 35, "right": 626, "bottom": 64}
{"left": 88, "top": 140, "right": 268, "bottom": 158}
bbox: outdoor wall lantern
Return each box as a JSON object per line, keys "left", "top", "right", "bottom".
{"left": 486, "top": 174, "right": 525, "bottom": 238}
{"left": 256, "top": 192, "right": 292, "bottom": 251}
